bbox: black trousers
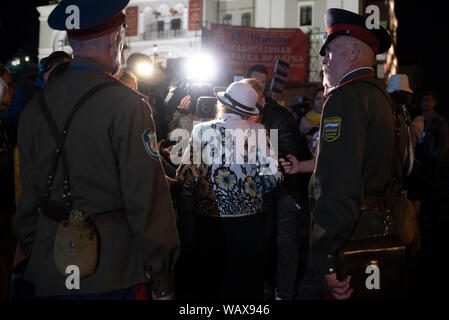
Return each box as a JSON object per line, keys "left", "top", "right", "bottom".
{"left": 263, "top": 189, "right": 310, "bottom": 299}
{"left": 192, "top": 213, "right": 265, "bottom": 301}
{"left": 274, "top": 190, "right": 308, "bottom": 299}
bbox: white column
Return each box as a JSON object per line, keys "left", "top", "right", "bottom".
{"left": 139, "top": 11, "right": 144, "bottom": 37}
{"left": 270, "top": 0, "right": 286, "bottom": 28}
{"left": 253, "top": 0, "right": 267, "bottom": 27}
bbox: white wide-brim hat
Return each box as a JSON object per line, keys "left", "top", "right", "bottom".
{"left": 214, "top": 81, "right": 260, "bottom": 116}
{"left": 387, "top": 74, "right": 413, "bottom": 94}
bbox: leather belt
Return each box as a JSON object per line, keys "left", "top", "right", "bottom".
{"left": 39, "top": 200, "right": 126, "bottom": 226}
{"left": 361, "top": 195, "right": 387, "bottom": 212}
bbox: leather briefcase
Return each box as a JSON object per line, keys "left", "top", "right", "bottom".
{"left": 336, "top": 233, "right": 407, "bottom": 300}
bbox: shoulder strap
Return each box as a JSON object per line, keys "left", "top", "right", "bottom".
{"left": 355, "top": 78, "right": 401, "bottom": 235}
{"left": 38, "top": 82, "right": 118, "bottom": 208}
{"left": 399, "top": 104, "right": 414, "bottom": 176}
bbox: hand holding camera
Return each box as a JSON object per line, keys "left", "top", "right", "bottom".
{"left": 178, "top": 95, "right": 191, "bottom": 111}
{"left": 165, "top": 80, "right": 217, "bottom": 118}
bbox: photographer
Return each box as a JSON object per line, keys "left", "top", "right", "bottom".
{"left": 165, "top": 81, "right": 216, "bottom": 136}
{"left": 163, "top": 80, "right": 219, "bottom": 299}
{"left": 158, "top": 81, "right": 218, "bottom": 178}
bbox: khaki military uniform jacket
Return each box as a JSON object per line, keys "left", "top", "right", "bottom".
{"left": 309, "top": 68, "right": 395, "bottom": 276}
{"left": 12, "top": 57, "right": 179, "bottom": 297}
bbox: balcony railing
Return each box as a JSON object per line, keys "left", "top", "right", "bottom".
{"left": 143, "top": 29, "right": 185, "bottom": 40}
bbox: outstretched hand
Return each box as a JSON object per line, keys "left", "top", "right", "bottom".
{"left": 279, "top": 154, "right": 299, "bottom": 175}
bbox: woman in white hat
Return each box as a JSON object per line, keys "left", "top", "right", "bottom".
{"left": 175, "top": 80, "right": 281, "bottom": 300}
{"left": 387, "top": 74, "right": 423, "bottom": 149}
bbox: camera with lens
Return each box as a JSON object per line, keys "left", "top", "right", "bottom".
{"left": 165, "top": 80, "right": 217, "bottom": 118}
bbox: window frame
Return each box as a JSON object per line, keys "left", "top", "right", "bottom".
{"left": 241, "top": 12, "right": 252, "bottom": 27}
{"left": 157, "top": 20, "right": 165, "bottom": 32}
{"left": 298, "top": 1, "right": 314, "bottom": 28}
{"left": 170, "top": 18, "right": 181, "bottom": 30}
{"left": 222, "top": 13, "right": 232, "bottom": 25}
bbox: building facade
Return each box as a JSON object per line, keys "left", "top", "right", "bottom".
{"left": 37, "top": 0, "right": 397, "bottom": 86}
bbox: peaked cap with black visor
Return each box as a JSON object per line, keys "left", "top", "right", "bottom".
{"left": 48, "top": 0, "right": 130, "bottom": 40}
{"left": 320, "top": 8, "right": 392, "bottom": 57}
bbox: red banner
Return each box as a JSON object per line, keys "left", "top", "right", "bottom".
{"left": 208, "top": 24, "right": 308, "bottom": 85}
{"left": 188, "top": 0, "right": 203, "bottom": 31}
{"left": 125, "top": 7, "right": 138, "bottom": 37}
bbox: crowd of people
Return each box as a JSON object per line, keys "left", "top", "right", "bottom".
{"left": 1, "top": 0, "right": 448, "bottom": 301}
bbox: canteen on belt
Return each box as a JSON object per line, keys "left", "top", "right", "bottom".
{"left": 54, "top": 210, "right": 99, "bottom": 278}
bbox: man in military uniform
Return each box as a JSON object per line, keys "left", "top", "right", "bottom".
{"left": 12, "top": 0, "right": 179, "bottom": 299}
{"left": 308, "top": 8, "right": 396, "bottom": 299}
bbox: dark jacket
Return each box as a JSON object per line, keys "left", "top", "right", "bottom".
{"left": 309, "top": 68, "right": 400, "bottom": 275}
{"left": 262, "top": 98, "right": 311, "bottom": 198}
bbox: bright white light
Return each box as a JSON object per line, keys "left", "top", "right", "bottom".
{"left": 136, "top": 62, "right": 153, "bottom": 77}
{"left": 25, "top": 56, "right": 30, "bottom": 62}
{"left": 184, "top": 52, "right": 217, "bottom": 83}
{"left": 12, "top": 58, "right": 20, "bottom": 66}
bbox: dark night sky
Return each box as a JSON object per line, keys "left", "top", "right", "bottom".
{"left": 0, "top": 0, "right": 447, "bottom": 105}
{"left": 395, "top": 0, "right": 448, "bottom": 107}
{"left": 0, "top": 0, "right": 49, "bottom": 64}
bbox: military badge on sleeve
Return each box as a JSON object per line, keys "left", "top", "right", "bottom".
{"left": 322, "top": 117, "right": 341, "bottom": 142}
{"left": 141, "top": 128, "right": 159, "bottom": 160}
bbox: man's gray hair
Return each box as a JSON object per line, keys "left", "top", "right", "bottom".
{"left": 68, "top": 37, "right": 102, "bottom": 52}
